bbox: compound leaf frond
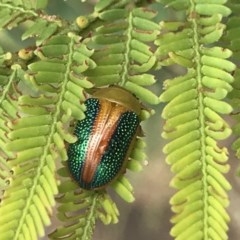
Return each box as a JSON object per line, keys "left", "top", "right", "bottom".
{"left": 0, "top": 33, "right": 95, "bottom": 239}
{"left": 49, "top": 167, "right": 119, "bottom": 240}
{"left": 157, "top": 1, "right": 234, "bottom": 239}
{"left": 226, "top": 0, "right": 240, "bottom": 175}
{"left": 85, "top": 7, "right": 160, "bottom": 105}
{"left": 0, "top": 61, "right": 21, "bottom": 199}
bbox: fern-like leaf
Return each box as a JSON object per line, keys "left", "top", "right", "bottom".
{"left": 0, "top": 33, "right": 95, "bottom": 239}
{"left": 0, "top": 0, "right": 41, "bottom": 30}
{"left": 84, "top": 5, "right": 157, "bottom": 211}
{"left": 226, "top": 1, "right": 240, "bottom": 175}
{"left": 85, "top": 7, "right": 159, "bottom": 105}
{"left": 49, "top": 166, "right": 120, "bottom": 240}
{"left": 0, "top": 60, "right": 21, "bottom": 199}
{"left": 156, "top": 1, "right": 234, "bottom": 239}
{"left": 0, "top": 0, "right": 63, "bottom": 46}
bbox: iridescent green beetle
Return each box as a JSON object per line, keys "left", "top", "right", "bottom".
{"left": 67, "top": 86, "right": 141, "bottom": 190}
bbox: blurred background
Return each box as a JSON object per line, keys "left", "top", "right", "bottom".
{"left": 1, "top": 0, "right": 240, "bottom": 239}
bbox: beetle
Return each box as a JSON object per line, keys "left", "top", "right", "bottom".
{"left": 67, "top": 86, "right": 141, "bottom": 190}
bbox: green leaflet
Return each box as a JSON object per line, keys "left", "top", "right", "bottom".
{"left": 127, "top": 138, "right": 146, "bottom": 173}
{"left": 157, "top": 1, "right": 234, "bottom": 240}
{"left": 163, "top": 0, "right": 189, "bottom": 10}
{"left": 125, "top": 81, "right": 159, "bottom": 105}
{"left": 197, "top": 14, "right": 223, "bottom": 26}
{"left": 128, "top": 74, "right": 156, "bottom": 86}
{"left": 201, "top": 46, "right": 232, "bottom": 58}
{"left": 133, "top": 7, "right": 157, "bottom": 19}
{"left": 201, "top": 55, "right": 235, "bottom": 72}
{"left": 127, "top": 159, "right": 143, "bottom": 172}
{"left": 200, "top": 23, "right": 225, "bottom": 44}
{"left": 203, "top": 97, "right": 232, "bottom": 114}
{"left": 111, "top": 177, "right": 135, "bottom": 203}
{"left": 196, "top": 4, "right": 231, "bottom": 17}
{"left": 94, "top": 0, "right": 118, "bottom": 12}
{"left": 99, "top": 9, "right": 127, "bottom": 20}
{"left": 162, "top": 119, "right": 200, "bottom": 139}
